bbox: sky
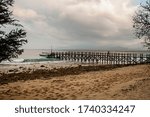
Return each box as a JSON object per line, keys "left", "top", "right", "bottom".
{"left": 13, "top": 0, "right": 146, "bottom": 50}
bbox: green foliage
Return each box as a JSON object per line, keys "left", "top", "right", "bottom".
{"left": 133, "top": 0, "right": 150, "bottom": 50}
{"left": 0, "top": 0, "right": 27, "bottom": 62}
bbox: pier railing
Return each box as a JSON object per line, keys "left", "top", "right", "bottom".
{"left": 44, "top": 51, "right": 150, "bottom": 65}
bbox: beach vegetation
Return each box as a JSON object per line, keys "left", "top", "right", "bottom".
{"left": 0, "top": 0, "right": 27, "bottom": 62}
{"left": 133, "top": 0, "right": 150, "bottom": 50}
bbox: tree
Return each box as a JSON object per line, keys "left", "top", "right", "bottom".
{"left": 0, "top": 0, "right": 27, "bottom": 62}
{"left": 133, "top": 0, "right": 150, "bottom": 50}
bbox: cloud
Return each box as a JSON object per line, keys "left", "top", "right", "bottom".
{"left": 14, "top": 8, "right": 38, "bottom": 20}
{"left": 13, "top": 0, "right": 144, "bottom": 50}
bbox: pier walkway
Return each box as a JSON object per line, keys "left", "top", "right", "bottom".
{"left": 40, "top": 51, "right": 150, "bottom": 65}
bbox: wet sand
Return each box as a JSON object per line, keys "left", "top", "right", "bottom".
{"left": 0, "top": 63, "right": 150, "bottom": 100}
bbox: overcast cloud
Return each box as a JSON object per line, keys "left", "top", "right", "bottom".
{"left": 13, "top": 0, "right": 146, "bottom": 50}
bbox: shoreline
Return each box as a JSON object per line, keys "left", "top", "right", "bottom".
{"left": 0, "top": 61, "right": 78, "bottom": 73}
{"left": 0, "top": 62, "right": 129, "bottom": 84}
{"left": 0, "top": 63, "right": 150, "bottom": 100}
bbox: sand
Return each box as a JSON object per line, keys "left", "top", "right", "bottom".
{"left": 0, "top": 63, "right": 150, "bottom": 100}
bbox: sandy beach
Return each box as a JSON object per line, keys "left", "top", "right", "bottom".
{"left": 0, "top": 63, "right": 150, "bottom": 100}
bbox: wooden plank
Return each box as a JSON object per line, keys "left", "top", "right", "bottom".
{"left": 41, "top": 51, "right": 149, "bottom": 65}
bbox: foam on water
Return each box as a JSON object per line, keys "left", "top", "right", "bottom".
{"left": 0, "top": 49, "right": 62, "bottom": 65}
{"left": 1, "top": 58, "right": 62, "bottom": 65}
{"left": 1, "top": 49, "right": 149, "bottom": 65}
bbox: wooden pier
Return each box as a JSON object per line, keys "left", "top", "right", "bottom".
{"left": 40, "top": 51, "right": 150, "bottom": 65}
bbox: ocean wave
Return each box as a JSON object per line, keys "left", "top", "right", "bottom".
{"left": 23, "top": 58, "right": 59, "bottom": 62}
{"left": 0, "top": 58, "right": 61, "bottom": 65}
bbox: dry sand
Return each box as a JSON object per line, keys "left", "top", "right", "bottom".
{"left": 0, "top": 63, "right": 150, "bottom": 100}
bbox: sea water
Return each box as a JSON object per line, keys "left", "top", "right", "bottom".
{"left": 1, "top": 49, "right": 150, "bottom": 64}
{"left": 1, "top": 49, "right": 61, "bottom": 64}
